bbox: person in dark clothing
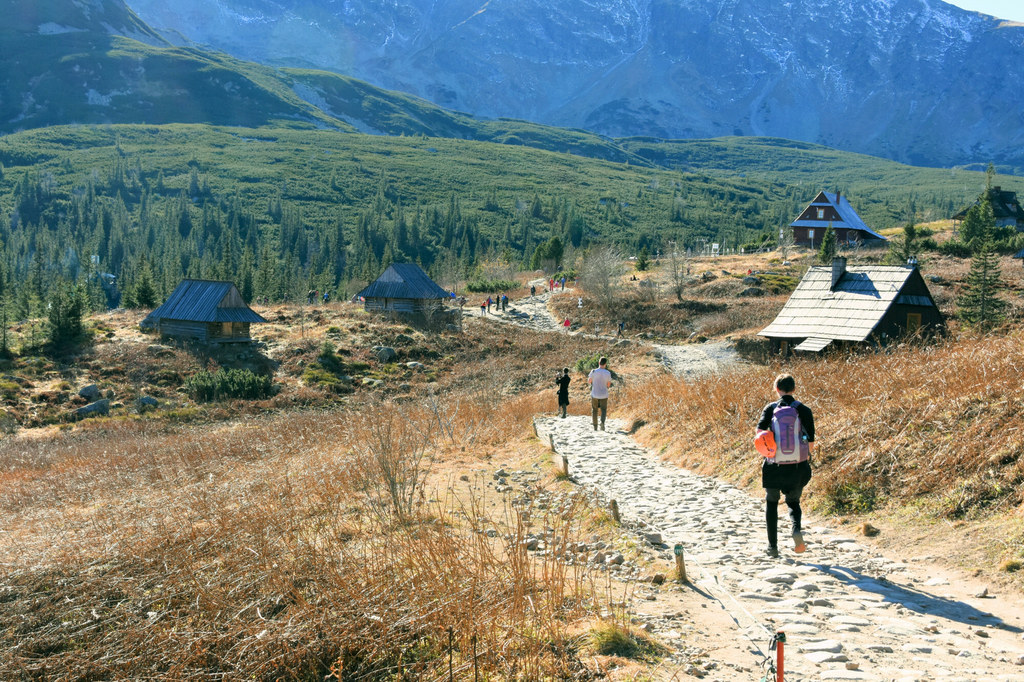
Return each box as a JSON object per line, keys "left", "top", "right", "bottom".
{"left": 555, "top": 367, "right": 571, "bottom": 418}
{"left": 756, "top": 373, "right": 814, "bottom": 558}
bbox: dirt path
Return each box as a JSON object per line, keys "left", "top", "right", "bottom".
{"left": 467, "top": 281, "right": 743, "bottom": 377}
{"left": 535, "top": 415, "right": 1024, "bottom": 681}
{"left": 652, "top": 341, "right": 739, "bottom": 379}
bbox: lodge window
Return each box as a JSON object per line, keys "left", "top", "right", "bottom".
{"left": 808, "top": 229, "right": 815, "bottom": 243}
{"left": 817, "top": 208, "right": 825, "bottom": 219}
{"left": 907, "top": 313, "right": 922, "bottom": 333}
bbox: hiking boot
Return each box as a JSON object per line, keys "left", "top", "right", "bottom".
{"left": 765, "top": 546, "right": 779, "bottom": 558}
{"left": 792, "top": 531, "right": 806, "bottom": 554}
{"left": 600, "top": 422, "right": 605, "bottom": 431}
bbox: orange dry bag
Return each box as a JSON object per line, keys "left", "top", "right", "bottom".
{"left": 754, "top": 429, "right": 776, "bottom": 458}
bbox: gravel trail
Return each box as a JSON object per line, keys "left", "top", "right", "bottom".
{"left": 468, "top": 281, "right": 743, "bottom": 377}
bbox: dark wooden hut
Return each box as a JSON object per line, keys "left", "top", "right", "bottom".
{"left": 142, "top": 279, "right": 266, "bottom": 344}
{"left": 759, "top": 257, "right": 943, "bottom": 355}
{"left": 953, "top": 186, "right": 1024, "bottom": 230}
{"left": 789, "top": 191, "right": 887, "bottom": 247}
{"left": 356, "top": 263, "right": 451, "bottom": 315}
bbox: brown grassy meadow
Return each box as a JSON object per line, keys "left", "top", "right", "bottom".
{"left": 4, "top": 245, "right": 1024, "bottom": 677}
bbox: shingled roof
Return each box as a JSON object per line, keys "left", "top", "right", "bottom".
{"left": 758, "top": 261, "right": 934, "bottom": 348}
{"left": 143, "top": 280, "right": 266, "bottom": 325}
{"left": 357, "top": 263, "right": 450, "bottom": 300}
{"left": 790, "top": 191, "right": 886, "bottom": 240}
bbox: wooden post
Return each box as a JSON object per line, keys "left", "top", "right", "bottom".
{"left": 610, "top": 499, "right": 621, "bottom": 524}
{"left": 532, "top": 420, "right": 538, "bottom": 438}
{"left": 549, "top": 434, "right": 556, "bottom": 452}
{"left": 674, "top": 543, "right": 688, "bottom": 583}
{"left": 552, "top": 453, "right": 569, "bottom": 477}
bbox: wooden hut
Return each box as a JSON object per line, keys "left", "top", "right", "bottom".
{"left": 759, "top": 257, "right": 943, "bottom": 355}
{"left": 357, "top": 263, "right": 451, "bottom": 315}
{"left": 142, "top": 279, "right": 266, "bottom": 344}
{"left": 789, "top": 191, "right": 887, "bottom": 248}
{"left": 953, "top": 186, "right": 1024, "bottom": 230}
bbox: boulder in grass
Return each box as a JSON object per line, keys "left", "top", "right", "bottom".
{"left": 79, "top": 384, "right": 101, "bottom": 401}
{"left": 136, "top": 396, "right": 159, "bottom": 411}
{"left": 372, "top": 346, "right": 397, "bottom": 363}
{"left": 74, "top": 399, "right": 110, "bottom": 419}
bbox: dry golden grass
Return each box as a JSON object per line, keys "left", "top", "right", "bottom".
{"left": 0, "top": 386, "right": 620, "bottom": 679}
{"left": 618, "top": 330, "right": 1024, "bottom": 525}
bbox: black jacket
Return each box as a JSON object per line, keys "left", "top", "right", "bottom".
{"left": 556, "top": 374, "right": 570, "bottom": 404}
{"left": 757, "top": 395, "right": 814, "bottom": 491}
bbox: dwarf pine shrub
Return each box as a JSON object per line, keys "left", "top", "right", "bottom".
{"left": 185, "top": 368, "right": 273, "bottom": 401}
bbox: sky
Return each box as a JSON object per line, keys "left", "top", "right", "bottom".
{"left": 944, "top": 1, "right": 1024, "bottom": 22}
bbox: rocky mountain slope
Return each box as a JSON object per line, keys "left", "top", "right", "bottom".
{"left": 0, "top": 0, "right": 650, "bottom": 163}
{"left": 124, "top": 0, "right": 1024, "bottom": 171}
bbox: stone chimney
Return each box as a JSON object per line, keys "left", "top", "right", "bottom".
{"left": 831, "top": 256, "right": 847, "bottom": 290}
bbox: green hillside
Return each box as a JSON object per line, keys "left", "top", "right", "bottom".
{"left": 620, "top": 136, "right": 1024, "bottom": 226}
{"left": 0, "top": 122, "right": 1012, "bottom": 319}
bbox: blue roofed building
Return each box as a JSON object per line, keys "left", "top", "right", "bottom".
{"left": 789, "top": 191, "right": 887, "bottom": 248}
{"left": 356, "top": 263, "right": 452, "bottom": 315}
{"left": 141, "top": 279, "right": 266, "bottom": 344}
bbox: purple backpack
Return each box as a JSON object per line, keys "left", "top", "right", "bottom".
{"left": 771, "top": 400, "right": 809, "bottom": 464}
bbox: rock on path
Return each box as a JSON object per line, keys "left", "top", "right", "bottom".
{"left": 535, "top": 415, "right": 1024, "bottom": 682}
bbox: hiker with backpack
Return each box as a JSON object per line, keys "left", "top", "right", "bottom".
{"left": 754, "top": 373, "right": 814, "bottom": 558}
{"left": 555, "top": 367, "right": 571, "bottom": 418}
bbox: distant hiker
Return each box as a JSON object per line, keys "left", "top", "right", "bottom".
{"left": 555, "top": 367, "right": 571, "bottom": 418}
{"left": 487, "top": 296, "right": 492, "bottom": 312}
{"left": 307, "top": 289, "right": 315, "bottom": 304}
{"left": 480, "top": 301, "right": 487, "bottom": 316}
{"left": 530, "top": 285, "right": 536, "bottom": 297}
{"left": 617, "top": 320, "right": 625, "bottom": 337}
{"left": 560, "top": 276, "right": 565, "bottom": 291}
{"left": 587, "top": 357, "right": 612, "bottom": 431}
{"left": 549, "top": 278, "right": 555, "bottom": 292}
{"left": 502, "top": 294, "right": 508, "bottom": 311}
{"left": 563, "top": 317, "right": 571, "bottom": 333}
{"left": 755, "top": 373, "right": 814, "bottom": 558}
{"left": 322, "top": 291, "right": 330, "bottom": 304}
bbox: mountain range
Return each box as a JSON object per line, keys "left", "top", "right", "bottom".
{"left": 3, "top": 0, "right": 665, "bottom": 164}
{"left": 120, "top": 0, "right": 1024, "bottom": 172}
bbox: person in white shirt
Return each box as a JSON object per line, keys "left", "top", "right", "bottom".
{"left": 587, "top": 356, "right": 612, "bottom": 431}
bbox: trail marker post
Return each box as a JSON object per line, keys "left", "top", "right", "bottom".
{"left": 772, "top": 631, "right": 786, "bottom": 682}
{"left": 674, "top": 543, "right": 688, "bottom": 583}
{"left": 610, "top": 499, "right": 621, "bottom": 524}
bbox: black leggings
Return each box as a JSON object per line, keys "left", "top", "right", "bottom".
{"left": 765, "top": 486, "right": 803, "bottom": 548}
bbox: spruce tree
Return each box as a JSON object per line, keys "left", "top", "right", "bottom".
{"left": 133, "top": 260, "right": 158, "bottom": 308}
{"left": 636, "top": 246, "right": 650, "bottom": 271}
{"left": 957, "top": 239, "right": 1006, "bottom": 330}
{"left": 47, "top": 281, "right": 86, "bottom": 348}
{"left": 818, "top": 224, "right": 837, "bottom": 264}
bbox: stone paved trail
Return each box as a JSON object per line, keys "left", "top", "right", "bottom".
{"left": 535, "top": 415, "right": 1024, "bottom": 681}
